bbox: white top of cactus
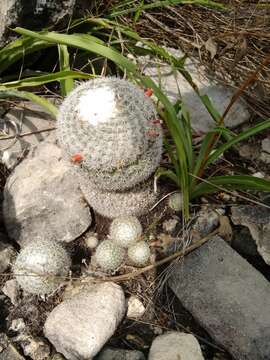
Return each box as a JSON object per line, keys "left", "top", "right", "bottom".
{"left": 77, "top": 86, "right": 116, "bottom": 126}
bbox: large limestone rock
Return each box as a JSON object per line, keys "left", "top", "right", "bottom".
{"left": 0, "top": 0, "right": 76, "bottom": 46}
{"left": 169, "top": 236, "right": 270, "bottom": 360}
{"left": 148, "top": 332, "right": 204, "bottom": 360}
{"left": 231, "top": 205, "right": 270, "bottom": 265}
{"left": 3, "top": 140, "right": 92, "bottom": 246}
{"left": 44, "top": 282, "right": 126, "bottom": 360}
{"left": 138, "top": 48, "right": 250, "bottom": 133}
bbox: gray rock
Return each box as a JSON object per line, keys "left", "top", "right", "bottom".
{"left": 2, "top": 279, "right": 20, "bottom": 305}
{"left": 9, "top": 319, "right": 26, "bottom": 333}
{"left": 169, "top": 236, "right": 270, "bottom": 360}
{"left": 231, "top": 205, "right": 270, "bottom": 264}
{"left": 96, "top": 347, "right": 145, "bottom": 360}
{"left": 0, "top": 239, "right": 15, "bottom": 273}
{"left": 0, "top": 0, "right": 75, "bottom": 46}
{"left": 231, "top": 226, "right": 260, "bottom": 258}
{"left": 192, "top": 208, "right": 221, "bottom": 237}
{"left": 18, "top": 335, "right": 50, "bottom": 360}
{"left": 148, "top": 332, "right": 204, "bottom": 360}
{"left": 0, "top": 344, "right": 25, "bottom": 360}
{"left": 126, "top": 295, "right": 146, "bottom": 319}
{"left": 262, "top": 137, "right": 270, "bottom": 153}
{"left": 138, "top": 48, "right": 249, "bottom": 133}
{"left": 0, "top": 102, "right": 56, "bottom": 169}
{"left": 3, "top": 140, "right": 92, "bottom": 246}
{"left": 0, "top": 333, "right": 9, "bottom": 353}
{"left": 44, "top": 282, "right": 126, "bottom": 360}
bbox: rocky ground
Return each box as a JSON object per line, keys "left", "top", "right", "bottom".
{"left": 1, "top": 2, "right": 270, "bottom": 360}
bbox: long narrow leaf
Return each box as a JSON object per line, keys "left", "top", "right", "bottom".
{"left": 58, "top": 45, "right": 74, "bottom": 96}
{"left": 206, "top": 119, "right": 270, "bottom": 166}
{"left": 109, "top": 0, "right": 226, "bottom": 17}
{"left": 0, "top": 70, "right": 92, "bottom": 89}
{"left": 0, "top": 36, "right": 54, "bottom": 75}
{"left": 13, "top": 28, "right": 138, "bottom": 74}
{"left": 191, "top": 175, "right": 270, "bottom": 199}
{"left": 0, "top": 90, "right": 58, "bottom": 118}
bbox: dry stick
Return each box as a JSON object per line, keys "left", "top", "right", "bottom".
{"left": 0, "top": 127, "right": 56, "bottom": 141}
{"left": 197, "top": 53, "right": 270, "bottom": 180}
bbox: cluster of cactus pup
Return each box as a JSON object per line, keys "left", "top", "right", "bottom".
{"left": 95, "top": 216, "right": 150, "bottom": 271}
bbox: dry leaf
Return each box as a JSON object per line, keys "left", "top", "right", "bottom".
{"left": 205, "top": 37, "right": 218, "bottom": 60}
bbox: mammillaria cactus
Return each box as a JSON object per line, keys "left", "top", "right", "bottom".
{"left": 95, "top": 240, "right": 125, "bottom": 271}
{"left": 79, "top": 176, "right": 158, "bottom": 218}
{"left": 14, "top": 240, "right": 71, "bottom": 295}
{"left": 57, "top": 77, "right": 163, "bottom": 191}
{"left": 168, "top": 192, "right": 183, "bottom": 212}
{"left": 128, "top": 241, "right": 151, "bottom": 266}
{"left": 110, "top": 216, "right": 142, "bottom": 248}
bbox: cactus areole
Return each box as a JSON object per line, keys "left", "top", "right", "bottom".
{"left": 57, "top": 78, "right": 163, "bottom": 191}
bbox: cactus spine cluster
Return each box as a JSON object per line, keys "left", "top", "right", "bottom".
{"left": 110, "top": 216, "right": 142, "bottom": 248}
{"left": 128, "top": 241, "right": 151, "bottom": 266}
{"left": 14, "top": 240, "right": 71, "bottom": 295}
{"left": 95, "top": 240, "right": 125, "bottom": 271}
{"left": 57, "top": 77, "right": 163, "bottom": 217}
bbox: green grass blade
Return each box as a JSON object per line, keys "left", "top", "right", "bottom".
{"left": 109, "top": 0, "right": 226, "bottom": 17}
{"left": 0, "top": 36, "right": 54, "bottom": 75}
{"left": 58, "top": 45, "right": 74, "bottom": 96}
{"left": 13, "top": 28, "right": 138, "bottom": 74}
{"left": 0, "top": 70, "right": 92, "bottom": 89}
{"left": 155, "top": 167, "right": 180, "bottom": 186}
{"left": 206, "top": 119, "right": 270, "bottom": 166}
{"left": 0, "top": 90, "right": 58, "bottom": 118}
{"left": 191, "top": 175, "right": 270, "bottom": 199}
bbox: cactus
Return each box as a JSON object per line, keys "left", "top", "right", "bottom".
{"left": 168, "top": 192, "right": 183, "bottom": 211}
{"left": 75, "top": 143, "right": 162, "bottom": 191}
{"left": 110, "top": 216, "right": 142, "bottom": 248}
{"left": 95, "top": 240, "right": 125, "bottom": 271}
{"left": 85, "top": 232, "right": 99, "bottom": 249}
{"left": 14, "top": 240, "right": 71, "bottom": 295}
{"left": 128, "top": 241, "right": 150, "bottom": 266}
{"left": 57, "top": 77, "right": 163, "bottom": 191}
{"left": 79, "top": 176, "right": 158, "bottom": 218}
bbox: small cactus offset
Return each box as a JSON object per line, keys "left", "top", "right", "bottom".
{"left": 128, "top": 241, "right": 151, "bottom": 266}
{"left": 95, "top": 240, "right": 125, "bottom": 271}
{"left": 14, "top": 240, "right": 71, "bottom": 295}
{"left": 57, "top": 77, "right": 163, "bottom": 191}
{"left": 109, "top": 216, "right": 142, "bottom": 248}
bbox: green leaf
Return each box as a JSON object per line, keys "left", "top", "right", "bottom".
{"left": 155, "top": 167, "right": 179, "bottom": 186}
{"left": 13, "top": 28, "right": 138, "bottom": 74}
{"left": 0, "top": 36, "right": 54, "bottom": 75}
{"left": 0, "top": 90, "right": 58, "bottom": 118}
{"left": 191, "top": 175, "right": 270, "bottom": 199}
{"left": 109, "top": 0, "right": 226, "bottom": 17}
{"left": 0, "top": 70, "right": 92, "bottom": 89}
{"left": 58, "top": 45, "right": 74, "bottom": 96}
{"left": 206, "top": 119, "right": 270, "bottom": 166}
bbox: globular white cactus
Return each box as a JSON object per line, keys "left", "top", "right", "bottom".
{"left": 79, "top": 176, "right": 158, "bottom": 218}
{"left": 95, "top": 240, "right": 125, "bottom": 271}
{"left": 57, "top": 77, "right": 163, "bottom": 191}
{"left": 85, "top": 232, "right": 99, "bottom": 249}
{"left": 14, "top": 240, "right": 71, "bottom": 295}
{"left": 128, "top": 241, "right": 150, "bottom": 266}
{"left": 168, "top": 192, "right": 182, "bottom": 211}
{"left": 110, "top": 216, "right": 142, "bottom": 248}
